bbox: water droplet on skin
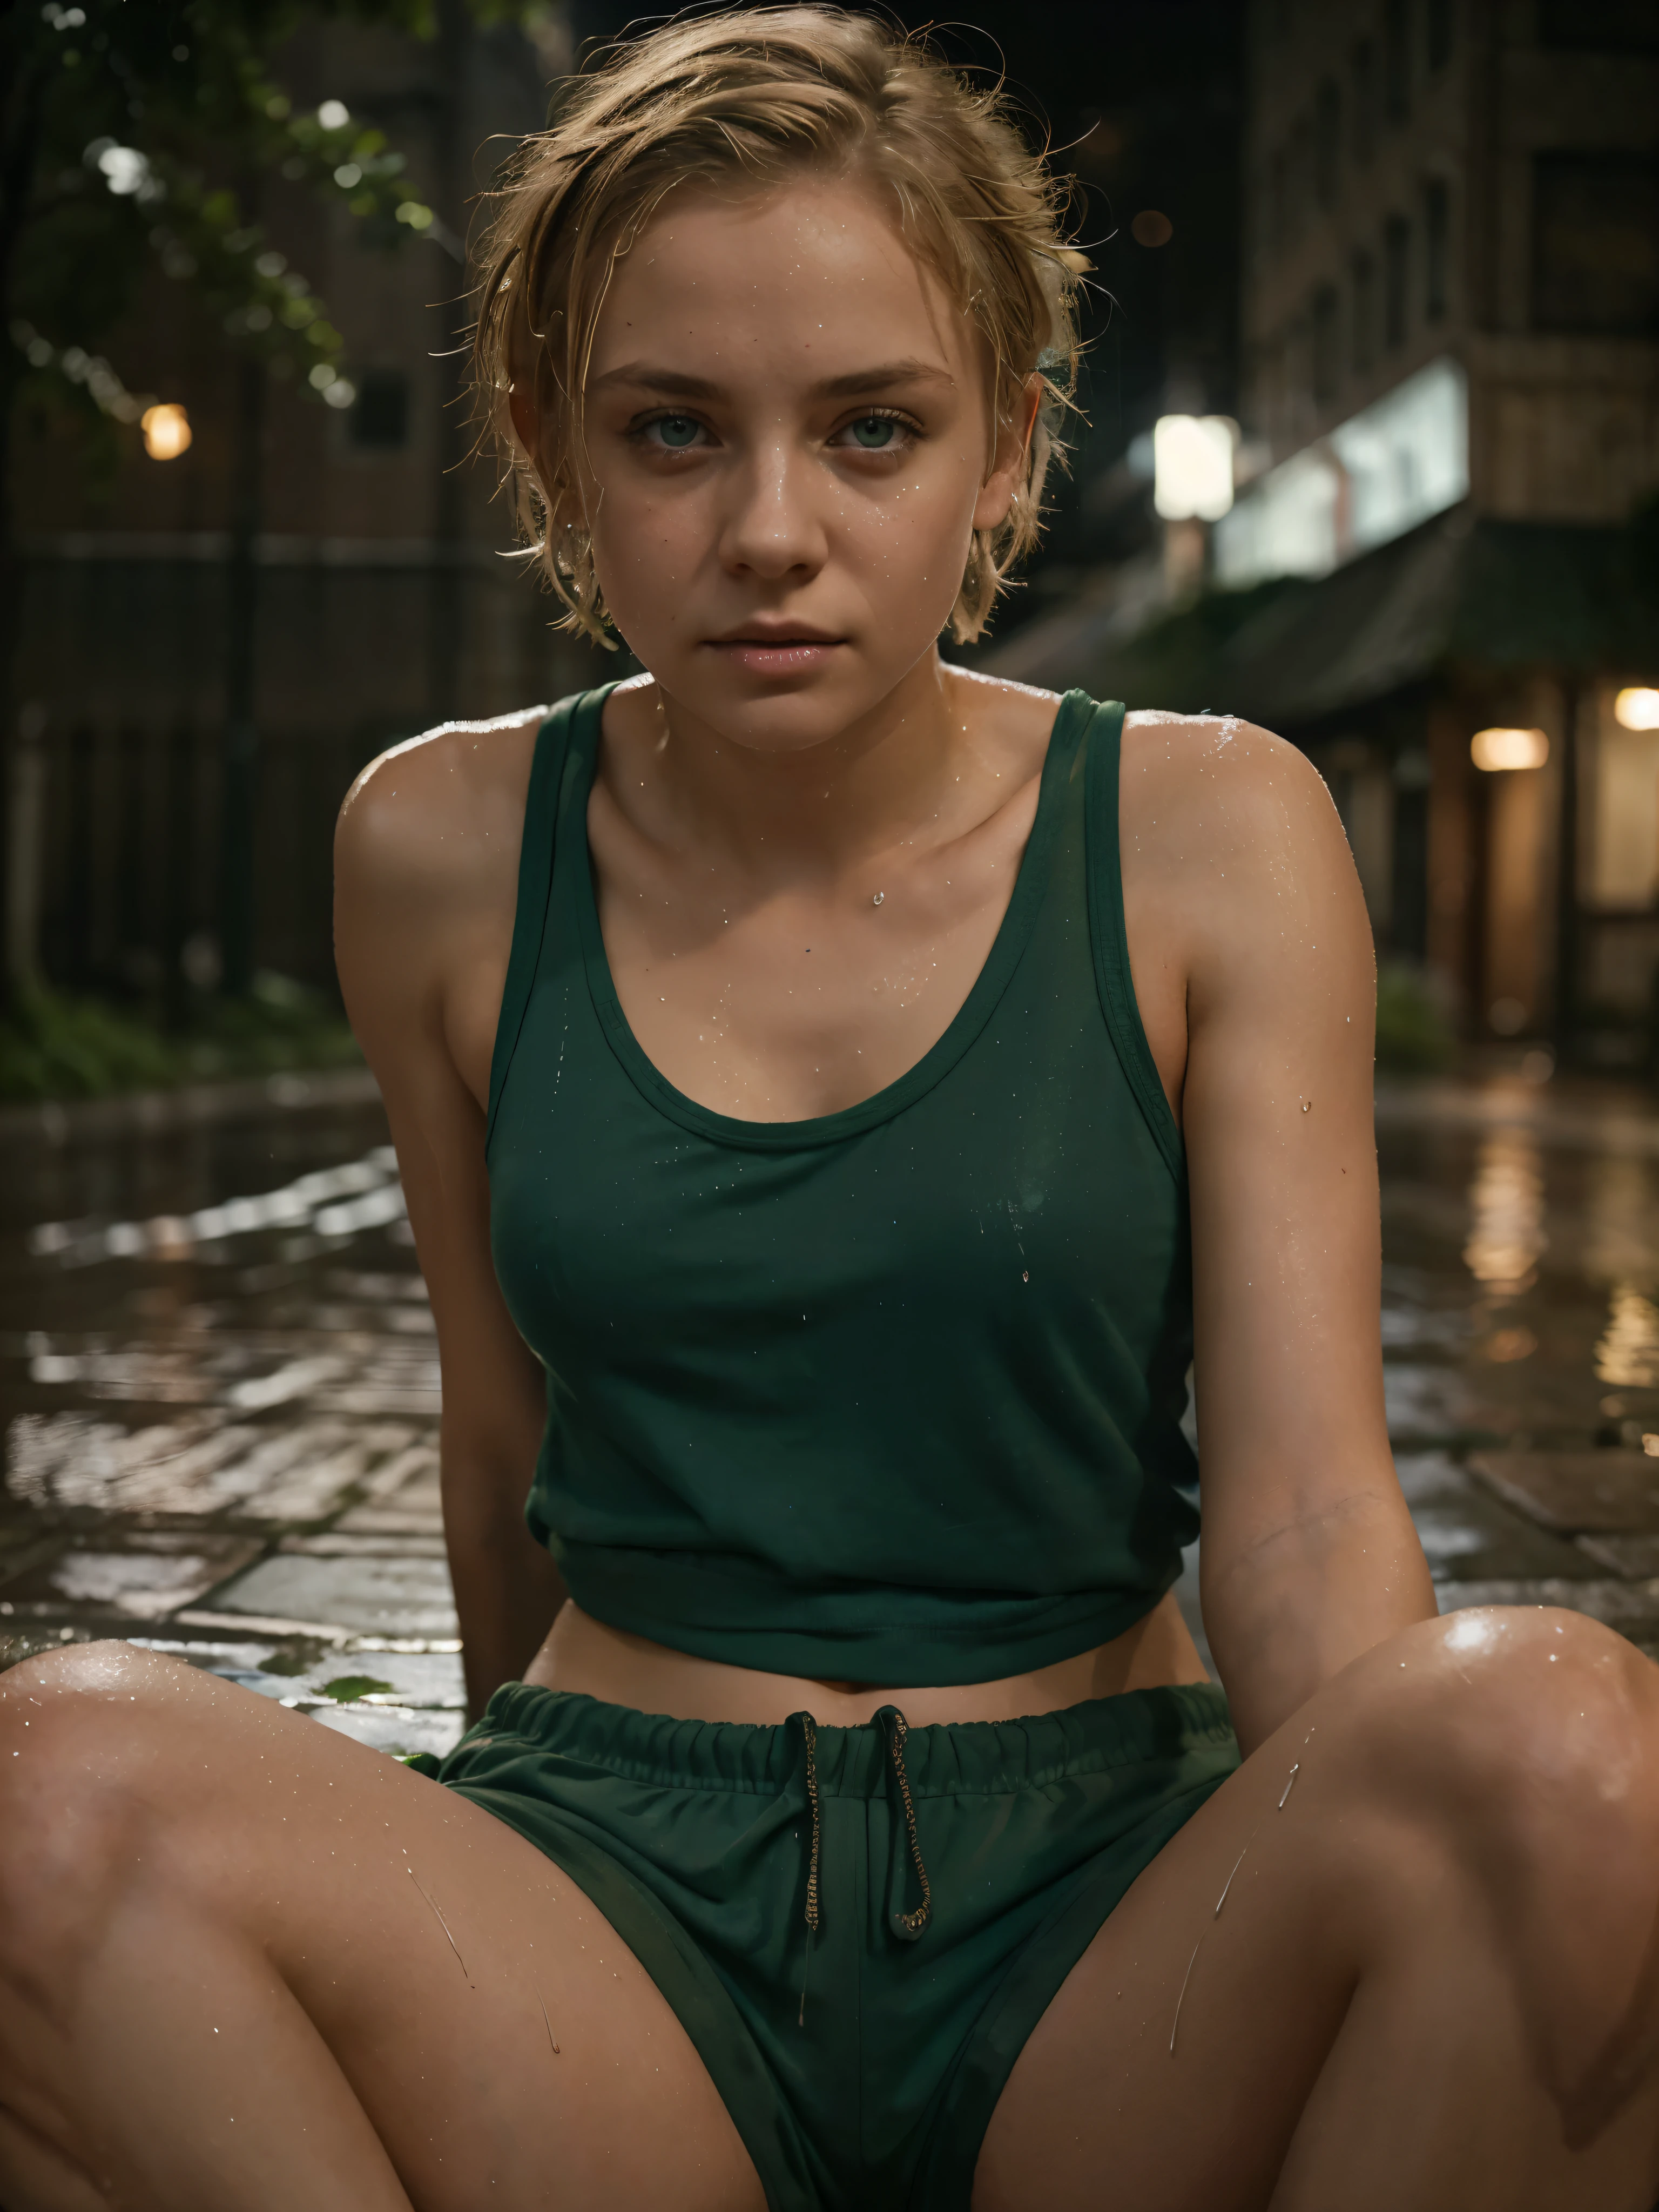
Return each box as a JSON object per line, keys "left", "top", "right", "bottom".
{"left": 872, "top": 891, "right": 884, "bottom": 906}
{"left": 1302, "top": 1100, "right": 1311, "bottom": 1114}
{"left": 1169, "top": 1936, "right": 1202, "bottom": 2054}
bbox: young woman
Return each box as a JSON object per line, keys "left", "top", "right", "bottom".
{"left": 3, "top": 12, "right": 1658, "bottom": 2210}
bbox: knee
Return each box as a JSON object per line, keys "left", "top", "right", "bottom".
{"left": 1349, "top": 1607, "right": 1659, "bottom": 1909}
{"left": 1336, "top": 1610, "right": 1659, "bottom": 2130}
{"left": 0, "top": 1642, "right": 200, "bottom": 1977}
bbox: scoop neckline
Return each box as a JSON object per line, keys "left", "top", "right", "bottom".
{"left": 570, "top": 684, "right": 1096, "bottom": 1152}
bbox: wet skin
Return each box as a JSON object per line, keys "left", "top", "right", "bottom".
{"left": 3, "top": 172, "right": 1659, "bottom": 2210}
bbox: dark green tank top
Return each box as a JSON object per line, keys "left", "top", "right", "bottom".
{"left": 487, "top": 684, "right": 1197, "bottom": 1685}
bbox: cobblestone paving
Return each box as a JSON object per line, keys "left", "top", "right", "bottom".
{"left": 1373, "top": 1074, "right": 1659, "bottom": 1664}
{"left": 6, "top": 1069, "right": 1659, "bottom": 1751}
{"left": 1, "top": 1080, "right": 465, "bottom": 1756}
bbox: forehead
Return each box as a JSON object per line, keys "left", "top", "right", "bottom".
{"left": 591, "top": 172, "right": 971, "bottom": 388}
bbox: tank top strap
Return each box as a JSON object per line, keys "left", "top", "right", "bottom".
{"left": 486, "top": 686, "right": 609, "bottom": 1151}
{"left": 1083, "top": 699, "right": 1185, "bottom": 1185}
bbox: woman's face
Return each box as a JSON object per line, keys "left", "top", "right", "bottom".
{"left": 558, "top": 172, "right": 1029, "bottom": 754}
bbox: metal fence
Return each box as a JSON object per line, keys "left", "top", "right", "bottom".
{"left": 12, "top": 545, "right": 608, "bottom": 1001}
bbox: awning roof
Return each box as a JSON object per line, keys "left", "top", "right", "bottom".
{"left": 981, "top": 511, "right": 1659, "bottom": 731}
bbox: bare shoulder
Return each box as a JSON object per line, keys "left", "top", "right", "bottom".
{"left": 1121, "top": 710, "right": 1340, "bottom": 860}
{"left": 1120, "top": 710, "right": 1359, "bottom": 920}
{"left": 1119, "top": 710, "right": 1369, "bottom": 1029}
{"left": 334, "top": 707, "right": 549, "bottom": 1090}
{"left": 335, "top": 707, "right": 548, "bottom": 911}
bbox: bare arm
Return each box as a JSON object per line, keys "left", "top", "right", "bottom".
{"left": 335, "top": 717, "right": 566, "bottom": 1719}
{"left": 1123, "top": 716, "right": 1435, "bottom": 1756}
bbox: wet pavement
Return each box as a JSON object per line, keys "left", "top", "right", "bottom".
{"left": 1, "top": 1076, "right": 464, "bottom": 1756}
{"left": 4, "top": 1065, "right": 1659, "bottom": 1756}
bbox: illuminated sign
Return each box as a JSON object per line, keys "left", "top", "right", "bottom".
{"left": 1213, "top": 356, "right": 1468, "bottom": 588}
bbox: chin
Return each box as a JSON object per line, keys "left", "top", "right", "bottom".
{"left": 641, "top": 645, "right": 933, "bottom": 751}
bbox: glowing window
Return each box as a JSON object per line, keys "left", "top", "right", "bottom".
{"left": 1470, "top": 727, "right": 1548, "bottom": 772}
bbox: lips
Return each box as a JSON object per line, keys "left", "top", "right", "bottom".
{"left": 706, "top": 620, "right": 842, "bottom": 646}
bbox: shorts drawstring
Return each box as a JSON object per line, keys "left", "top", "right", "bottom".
{"left": 878, "top": 1707, "right": 933, "bottom": 1941}
{"left": 794, "top": 1711, "right": 822, "bottom": 2026}
{"left": 792, "top": 1706, "right": 933, "bottom": 2026}
{"left": 798, "top": 1711, "right": 823, "bottom": 1937}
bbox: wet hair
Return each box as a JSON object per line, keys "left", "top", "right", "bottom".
{"left": 471, "top": 4, "right": 1087, "bottom": 645}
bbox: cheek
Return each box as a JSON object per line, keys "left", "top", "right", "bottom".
{"left": 838, "top": 462, "right": 982, "bottom": 579}
{"left": 586, "top": 473, "right": 703, "bottom": 606}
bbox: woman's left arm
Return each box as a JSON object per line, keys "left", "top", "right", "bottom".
{"left": 1124, "top": 715, "right": 1437, "bottom": 1757}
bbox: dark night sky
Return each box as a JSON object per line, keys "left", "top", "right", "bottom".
{"left": 565, "top": 1, "right": 1246, "bottom": 579}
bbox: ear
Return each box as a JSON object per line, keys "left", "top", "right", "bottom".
{"left": 972, "top": 374, "right": 1043, "bottom": 533}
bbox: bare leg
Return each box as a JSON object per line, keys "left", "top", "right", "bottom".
{"left": 977, "top": 1608, "right": 1659, "bottom": 2212}
{"left": 0, "top": 1644, "right": 765, "bottom": 2212}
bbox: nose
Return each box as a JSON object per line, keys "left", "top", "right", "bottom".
{"left": 716, "top": 434, "right": 828, "bottom": 582}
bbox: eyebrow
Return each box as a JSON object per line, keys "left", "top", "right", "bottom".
{"left": 586, "top": 358, "right": 956, "bottom": 401}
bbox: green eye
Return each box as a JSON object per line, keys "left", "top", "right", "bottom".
{"left": 849, "top": 415, "right": 896, "bottom": 449}
{"left": 655, "top": 415, "right": 699, "bottom": 448}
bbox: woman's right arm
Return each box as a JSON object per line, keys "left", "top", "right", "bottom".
{"left": 334, "top": 717, "right": 567, "bottom": 1719}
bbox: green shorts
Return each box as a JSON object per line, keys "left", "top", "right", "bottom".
{"left": 416, "top": 1679, "right": 1238, "bottom": 2211}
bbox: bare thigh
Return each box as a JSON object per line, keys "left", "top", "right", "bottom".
{"left": 974, "top": 1610, "right": 1659, "bottom": 2212}
{"left": 0, "top": 1645, "right": 764, "bottom": 2212}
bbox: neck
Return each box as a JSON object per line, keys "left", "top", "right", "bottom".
{"left": 638, "top": 650, "right": 981, "bottom": 881}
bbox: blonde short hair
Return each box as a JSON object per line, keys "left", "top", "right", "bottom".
{"left": 471, "top": 5, "right": 1087, "bottom": 646}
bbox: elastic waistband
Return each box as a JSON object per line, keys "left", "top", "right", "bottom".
{"left": 474, "top": 1678, "right": 1233, "bottom": 1800}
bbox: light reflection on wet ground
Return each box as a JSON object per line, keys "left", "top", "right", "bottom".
{"left": 1373, "top": 1075, "right": 1659, "bottom": 1655}
{"left": 1, "top": 1093, "right": 463, "bottom": 1756}
{"left": 4, "top": 1071, "right": 1659, "bottom": 1758}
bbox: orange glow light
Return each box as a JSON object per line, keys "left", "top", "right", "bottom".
{"left": 1615, "top": 687, "right": 1659, "bottom": 731}
{"left": 1471, "top": 726, "right": 1548, "bottom": 772}
{"left": 140, "top": 402, "right": 192, "bottom": 461}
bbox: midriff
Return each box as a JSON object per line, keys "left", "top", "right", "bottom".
{"left": 523, "top": 1593, "right": 1209, "bottom": 1729}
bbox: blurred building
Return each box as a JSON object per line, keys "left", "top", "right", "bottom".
{"left": 993, "top": 0, "right": 1659, "bottom": 1055}
{"left": 14, "top": 10, "right": 603, "bottom": 997}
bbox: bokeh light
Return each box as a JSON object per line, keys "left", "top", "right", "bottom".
{"left": 139, "top": 402, "right": 192, "bottom": 460}
{"left": 1471, "top": 725, "right": 1548, "bottom": 772}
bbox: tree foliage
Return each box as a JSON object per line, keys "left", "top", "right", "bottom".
{"left": 1, "top": 0, "right": 482, "bottom": 444}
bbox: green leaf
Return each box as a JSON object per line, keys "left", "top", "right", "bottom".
{"left": 318, "top": 1675, "right": 397, "bottom": 1704}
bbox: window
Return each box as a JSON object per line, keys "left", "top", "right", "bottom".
{"left": 1384, "top": 0, "right": 1411, "bottom": 122}
{"left": 1352, "top": 39, "right": 1376, "bottom": 164}
{"left": 1315, "top": 77, "right": 1342, "bottom": 207}
{"left": 1533, "top": 154, "right": 1659, "bottom": 334}
{"left": 1385, "top": 215, "right": 1411, "bottom": 346}
{"left": 1539, "top": 0, "right": 1659, "bottom": 50}
{"left": 1313, "top": 282, "right": 1341, "bottom": 403}
{"left": 1426, "top": 0, "right": 1454, "bottom": 68}
{"left": 1424, "top": 178, "right": 1450, "bottom": 321}
{"left": 1352, "top": 248, "right": 1377, "bottom": 372}
{"left": 348, "top": 369, "right": 410, "bottom": 450}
